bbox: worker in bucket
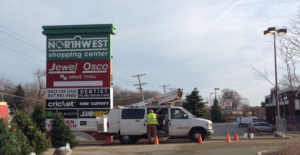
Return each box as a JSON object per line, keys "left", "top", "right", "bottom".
{"left": 147, "top": 109, "right": 158, "bottom": 144}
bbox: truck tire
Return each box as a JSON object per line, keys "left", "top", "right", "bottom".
{"left": 243, "top": 123, "right": 248, "bottom": 127}
{"left": 131, "top": 136, "right": 140, "bottom": 143}
{"left": 189, "top": 128, "right": 206, "bottom": 142}
{"left": 119, "top": 135, "right": 133, "bottom": 144}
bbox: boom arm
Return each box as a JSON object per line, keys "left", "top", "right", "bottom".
{"left": 128, "top": 88, "right": 183, "bottom": 107}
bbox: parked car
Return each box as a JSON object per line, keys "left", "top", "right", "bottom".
{"left": 236, "top": 116, "right": 258, "bottom": 127}
{"left": 248, "top": 122, "right": 274, "bottom": 133}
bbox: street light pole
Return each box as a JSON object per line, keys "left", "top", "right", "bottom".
{"left": 214, "top": 88, "right": 219, "bottom": 102}
{"left": 273, "top": 31, "right": 279, "bottom": 117}
{"left": 210, "top": 93, "right": 213, "bottom": 106}
{"left": 264, "top": 27, "right": 287, "bottom": 117}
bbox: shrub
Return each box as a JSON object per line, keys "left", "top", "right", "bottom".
{"left": 11, "top": 110, "right": 51, "bottom": 155}
{"left": 31, "top": 104, "right": 46, "bottom": 132}
{"left": 14, "top": 129, "right": 34, "bottom": 155}
{"left": 0, "top": 118, "right": 22, "bottom": 155}
{"left": 51, "top": 113, "right": 78, "bottom": 148}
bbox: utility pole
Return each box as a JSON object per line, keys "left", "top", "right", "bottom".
{"left": 214, "top": 88, "right": 220, "bottom": 103}
{"left": 132, "top": 74, "right": 147, "bottom": 101}
{"left": 1, "top": 93, "right": 3, "bottom": 102}
{"left": 210, "top": 92, "right": 213, "bottom": 106}
{"left": 160, "top": 85, "right": 170, "bottom": 93}
{"left": 168, "top": 88, "right": 177, "bottom": 91}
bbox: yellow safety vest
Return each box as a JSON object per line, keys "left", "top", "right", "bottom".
{"left": 147, "top": 113, "right": 158, "bottom": 124}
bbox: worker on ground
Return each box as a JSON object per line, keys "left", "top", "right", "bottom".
{"left": 147, "top": 109, "right": 158, "bottom": 144}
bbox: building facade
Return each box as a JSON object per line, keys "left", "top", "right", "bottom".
{"left": 265, "top": 87, "right": 300, "bottom": 124}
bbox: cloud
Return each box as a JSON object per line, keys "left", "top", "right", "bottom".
{"left": 216, "top": 0, "right": 245, "bottom": 22}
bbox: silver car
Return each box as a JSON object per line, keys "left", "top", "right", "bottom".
{"left": 248, "top": 122, "right": 274, "bottom": 132}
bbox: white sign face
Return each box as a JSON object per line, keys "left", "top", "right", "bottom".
{"left": 46, "top": 88, "right": 110, "bottom": 99}
{"left": 78, "top": 119, "right": 97, "bottom": 131}
{"left": 46, "top": 119, "right": 78, "bottom": 131}
{"left": 224, "top": 99, "right": 232, "bottom": 111}
{"left": 46, "top": 88, "right": 77, "bottom": 99}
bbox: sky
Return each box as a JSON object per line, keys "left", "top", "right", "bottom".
{"left": 0, "top": 0, "right": 300, "bottom": 107}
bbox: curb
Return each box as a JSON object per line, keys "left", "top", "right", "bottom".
{"left": 208, "top": 137, "right": 290, "bottom": 141}
{"left": 78, "top": 136, "right": 291, "bottom": 145}
{"left": 257, "top": 150, "right": 269, "bottom": 155}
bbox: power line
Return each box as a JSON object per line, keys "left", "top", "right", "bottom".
{"left": 0, "top": 29, "right": 45, "bottom": 52}
{"left": 0, "top": 45, "right": 45, "bottom": 62}
{"left": 0, "top": 25, "right": 45, "bottom": 49}
{"left": 168, "top": 88, "right": 177, "bottom": 91}
{"left": 1, "top": 92, "right": 45, "bottom": 103}
{"left": 0, "top": 8, "right": 41, "bottom": 34}
{"left": 132, "top": 74, "right": 147, "bottom": 101}
{"left": 160, "top": 85, "right": 170, "bottom": 93}
{"left": 113, "top": 96, "right": 140, "bottom": 100}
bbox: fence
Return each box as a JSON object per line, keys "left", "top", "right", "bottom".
{"left": 276, "top": 116, "right": 287, "bottom": 136}
{"left": 281, "top": 116, "right": 300, "bottom": 131}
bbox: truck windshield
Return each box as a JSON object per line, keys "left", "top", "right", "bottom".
{"left": 181, "top": 108, "right": 196, "bottom": 118}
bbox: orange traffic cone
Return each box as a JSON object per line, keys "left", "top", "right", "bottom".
{"left": 106, "top": 136, "right": 110, "bottom": 145}
{"left": 226, "top": 133, "right": 231, "bottom": 142}
{"left": 154, "top": 136, "right": 159, "bottom": 145}
{"left": 198, "top": 134, "right": 203, "bottom": 144}
{"left": 234, "top": 133, "right": 239, "bottom": 141}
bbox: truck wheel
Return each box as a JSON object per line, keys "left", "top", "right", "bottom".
{"left": 243, "top": 123, "right": 248, "bottom": 127}
{"left": 119, "top": 135, "right": 133, "bottom": 144}
{"left": 132, "top": 136, "right": 139, "bottom": 143}
{"left": 189, "top": 129, "right": 206, "bottom": 142}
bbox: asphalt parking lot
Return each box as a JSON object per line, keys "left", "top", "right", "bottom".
{"left": 45, "top": 123, "right": 293, "bottom": 155}
{"left": 44, "top": 138, "right": 293, "bottom": 155}
{"left": 210, "top": 122, "right": 274, "bottom": 139}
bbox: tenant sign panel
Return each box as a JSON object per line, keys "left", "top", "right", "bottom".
{"left": 46, "top": 88, "right": 111, "bottom": 99}
{"left": 42, "top": 24, "right": 116, "bottom": 61}
{"left": 46, "top": 60, "right": 112, "bottom": 88}
{"left": 46, "top": 99, "right": 111, "bottom": 108}
{"left": 224, "top": 99, "right": 232, "bottom": 111}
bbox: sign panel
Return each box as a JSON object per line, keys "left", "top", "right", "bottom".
{"left": 78, "top": 119, "right": 97, "bottom": 131}
{"left": 224, "top": 99, "right": 232, "bottom": 111}
{"left": 78, "top": 109, "right": 110, "bottom": 118}
{"left": 0, "top": 104, "right": 8, "bottom": 118}
{"left": 46, "top": 119, "right": 78, "bottom": 131}
{"left": 78, "top": 88, "right": 110, "bottom": 98}
{"left": 46, "top": 99, "right": 78, "bottom": 108}
{"left": 77, "top": 99, "right": 110, "bottom": 108}
{"left": 46, "top": 99, "right": 110, "bottom": 108}
{"left": 46, "top": 109, "right": 78, "bottom": 118}
{"left": 46, "top": 88, "right": 110, "bottom": 99}
{"left": 46, "top": 34, "right": 112, "bottom": 61}
{"left": 46, "top": 60, "right": 111, "bottom": 88}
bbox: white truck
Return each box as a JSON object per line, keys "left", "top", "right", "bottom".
{"left": 97, "top": 89, "right": 214, "bottom": 144}
{"left": 236, "top": 116, "right": 258, "bottom": 127}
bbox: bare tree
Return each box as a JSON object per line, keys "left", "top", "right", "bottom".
{"left": 221, "top": 88, "right": 246, "bottom": 111}
{"left": 252, "top": 8, "right": 300, "bottom": 94}
{"left": 32, "top": 68, "right": 46, "bottom": 98}
{"left": 240, "top": 103, "right": 250, "bottom": 117}
{"left": 279, "top": 74, "right": 300, "bottom": 88}
{"left": 113, "top": 85, "right": 161, "bottom": 106}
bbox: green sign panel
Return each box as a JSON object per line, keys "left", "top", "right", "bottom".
{"left": 42, "top": 24, "right": 116, "bottom": 61}
{"left": 78, "top": 109, "right": 110, "bottom": 118}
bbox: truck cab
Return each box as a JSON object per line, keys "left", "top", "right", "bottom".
{"left": 100, "top": 105, "right": 214, "bottom": 144}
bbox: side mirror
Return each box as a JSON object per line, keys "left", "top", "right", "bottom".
{"left": 183, "top": 114, "right": 187, "bottom": 118}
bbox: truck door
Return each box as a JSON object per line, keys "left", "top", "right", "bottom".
{"left": 168, "top": 108, "right": 190, "bottom": 136}
{"left": 120, "top": 108, "right": 147, "bottom": 135}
